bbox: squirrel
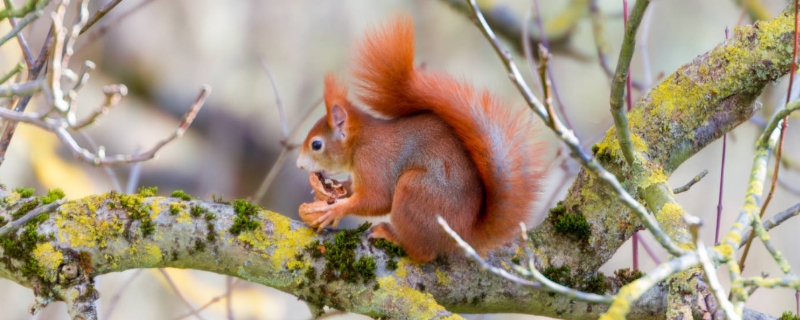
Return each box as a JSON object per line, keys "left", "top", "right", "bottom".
{"left": 296, "top": 15, "right": 545, "bottom": 262}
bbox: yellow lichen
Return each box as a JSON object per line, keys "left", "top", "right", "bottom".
{"left": 396, "top": 259, "right": 410, "bottom": 278}
{"left": 5, "top": 192, "right": 20, "bottom": 206}
{"left": 655, "top": 202, "right": 694, "bottom": 249}
{"left": 374, "top": 276, "right": 454, "bottom": 319}
{"left": 149, "top": 199, "right": 162, "bottom": 220}
{"left": 177, "top": 207, "right": 192, "bottom": 224}
{"left": 434, "top": 269, "right": 451, "bottom": 286}
{"left": 237, "top": 229, "right": 271, "bottom": 252}
{"left": 127, "top": 243, "right": 162, "bottom": 267}
{"left": 264, "top": 210, "right": 315, "bottom": 271}
{"left": 56, "top": 197, "right": 125, "bottom": 248}
{"left": 286, "top": 260, "right": 306, "bottom": 271}
{"left": 32, "top": 243, "right": 63, "bottom": 275}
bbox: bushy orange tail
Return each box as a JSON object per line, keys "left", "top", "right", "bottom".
{"left": 353, "top": 15, "right": 545, "bottom": 250}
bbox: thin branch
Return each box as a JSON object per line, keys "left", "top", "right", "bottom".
{"left": 79, "top": 0, "right": 122, "bottom": 34}
{"left": 686, "top": 216, "right": 738, "bottom": 320}
{"left": 436, "top": 216, "right": 540, "bottom": 289}
{"left": 740, "top": 0, "right": 800, "bottom": 273}
{"left": 70, "top": 84, "right": 127, "bottom": 129}
{"left": 0, "top": 85, "right": 210, "bottom": 166}
{"left": 101, "top": 269, "right": 143, "bottom": 320}
{"left": 601, "top": 252, "right": 700, "bottom": 318}
{"left": 75, "top": 0, "right": 158, "bottom": 53}
{"left": 2, "top": 0, "right": 35, "bottom": 68}
{"left": 157, "top": 269, "right": 206, "bottom": 320}
{"left": 463, "top": 0, "right": 686, "bottom": 257}
{"left": 437, "top": 216, "right": 615, "bottom": 304}
{"left": 259, "top": 59, "right": 288, "bottom": 139}
{"left": 252, "top": 97, "right": 322, "bottom": 203}
{"left": 672, "top": 169, "right": 708, "bottom": 194}
{"left": 0, "top": 200, "right": 63, "bottom": 236}
{"left": 172, "top": 279, "right": 240, "bottom": 320}
{"left": 717, "top": 132, "right": 727, "bottom": 245}
{"left": 0, "top": 9, "right": 40, "bottom": 47}
{"left": 0, "top": 78, "right": 43, "bottom": 97}
{"left": 0, "top": 0, "right": 39, "bottom": 21}
{"left": 0, "top": 62, "right": 24, "bottom": 85}
{"left": 609, "top": 0, "right": 650, "bottom": 166}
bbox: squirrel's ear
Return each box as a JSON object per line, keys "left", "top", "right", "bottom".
{"left": 330, "top": 104, "right": 348, "bottom": 140}
{"left": 324, "top": 74, "right": 348, "bottom": 114}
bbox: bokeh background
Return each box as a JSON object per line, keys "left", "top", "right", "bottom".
{"left": 1, "top": 0, "right": 799, "bottom": 319}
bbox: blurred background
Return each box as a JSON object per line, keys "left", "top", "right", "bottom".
{"left": 0, "top": 0, "right": 799, "bottom": 319}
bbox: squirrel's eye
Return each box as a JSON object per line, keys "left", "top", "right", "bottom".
{"left": 311, "top": 140, "right": 323, "bottom": 151}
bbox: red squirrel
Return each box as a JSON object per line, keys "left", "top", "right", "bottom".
{"left": 296, "top": 15, "right": 545, "bottom": 262}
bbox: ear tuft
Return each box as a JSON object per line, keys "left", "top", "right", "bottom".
{"left": 324, "top": 74, "right": 349, "bottom": 114}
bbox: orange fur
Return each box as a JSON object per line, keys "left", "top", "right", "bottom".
{"left": 297, "top": 15, "right": 545, "bottom": 261}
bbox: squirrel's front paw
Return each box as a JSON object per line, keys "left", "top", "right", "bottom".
{"left": 299, "top": 198, "right": 349, "bottom": 231}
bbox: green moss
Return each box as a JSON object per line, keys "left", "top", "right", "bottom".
{"left": 138, "top": 186, "right": 158, "bottom": 197}
{"left": 0, "top": 216, "right": 6, "bottom": 228}
{"left": 779, "top": 311, "right": 800, "bottom": 320}
{"left": 511, "top": 256, "right": 521, "bottom": 265}
{"left": 140, "top": 219, "right": 156, "bottom": 238}
{"left": 212, "top": 194, "right": 229, "bottom": 205}
{"left": 170, "top": 190, "right": 192, "bottom": 201}
{"left": 542, "top": 265, "right": 575, "bottom": 287}
{"left": 541, "top": 265, "right": 607, "bottom": 294}
{"left": 169, "top": 203, "right": 182, "bottom": 216}
{"left": 591, "top": 144, "right": 600, "bottom": 155}
{"left": 614, "top": 268, "right": 644, "bottom": 285}
{"left": 0, "top": 213, "right": 52, "bottom": 279}
{"left": 112, "top": 192, "right": 156, "bottom": 238}
{"left": 13, "top": 187, "right": 34, "bottom": 198}
{"left": 306, "top": 222, "right": 375, "bottom": 284}
{"left": 193, "top": 239, "right": 206, "bottom": 253}
{"left": 12, "top": 199, "right": 40, "bottom": 219}
{"left": 374, "top": 238, "right": 406, "bottom": 270}
{"left": 229, "top": 199, "right": 261, "bottom": 236}
{"left": 204, "top": 211, "right": 216, "bottom": 242}
{"left": 581, "top": 272, "right": 607, "bottom": 294}
{"left": 190, "top": 205, "right": 206, "bottom": 218}
{"left": 40, "top": 188, "right": 65, "bottom": 204}
{"left": 552, "top": 210, "right": 591, "bottom": 241}
{"left": 548, "top": 202, "right": 566, "bottom": 216}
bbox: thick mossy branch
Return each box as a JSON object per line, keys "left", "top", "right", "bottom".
{"left": 527, "top": 4, "right": 798, "bottom": 275}
{"left": 1, "top": 190, "right": 772, "bottom": 319}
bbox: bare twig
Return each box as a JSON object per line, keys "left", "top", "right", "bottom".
{"left": 101, "top": 269, "right": 143, "bottom": 320}
{"left": 740, "top": 0, "right": 799, "bottom": 273}
{"left": 3, "top": 0, "right": 35, "bottom": 68}
{"left": 0, "top": 200, "right": 63, "bottom": 236}
{"left": 157, "top": 269, "right": 206, "bottom": 320}
{"left": 672, "top": 169, "right": 708, "bottom": 194}
{"left": 0, "top": 62, "right": 24, "bottom": 85}
{"left": 79, "top": 0, "right": 122, "bottom": 34}
{"left": 0, "top": 79, "right": 43, "bottom": 97}
{"left": 252, "top": 97, "right": 322, "bottom": 203}
{"left": 437, "top": 216, "right": 615, "bottom": 304}
{"left": 259, "top": 59, "right": 288, "bottom": 138}
{"left": 76, "top": 0, "right": 158, "bottom": 53}
{"left": 225, "top": 276, "right": 234, "bottom": 320}
{"left": 173, "top": 279, "right": 240, "bottom": 320}
{"left": 463, "top": 0, "right": 686, "bottom": 257}
{"left": 609, "top": 0, "right": 650, "bottom": 166}
{"left": 739, "top": 201, "right": 800, "bottom": 247}
{"left": 70, "top": 84, "right": 127, "bottom": 129}
{"left": 686, "top": 216, "right": 739, "bottom": 320}
{"left": 0, "top": 85, "right": 210, "bottom": 165}
{"left": 0, "top": 9, "right": 40, "bottom": 47}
